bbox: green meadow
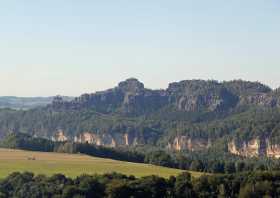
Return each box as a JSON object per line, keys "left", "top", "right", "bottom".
{"left": 0, "top": 148, "right": 204, "bottom": 179}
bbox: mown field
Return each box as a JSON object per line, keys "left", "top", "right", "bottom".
{"left": 0, "top": 148, "right": 204, "bottom": 179}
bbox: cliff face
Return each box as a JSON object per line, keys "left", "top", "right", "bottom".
{"left": 167, "top": 80, "right": 238, "bottom": 112}
{"left": 51, "top": 130, "right": 68, "bottom": 142}
{"left": 168, "top": 136, "right": 211, "bottom": 151}
{"left": 228, "top": 139, "right": 263, "bottom": 157}
{"left": 53, "top": 79, "right": 268, "bottom": 115}
{"left": 52, "top": 131, "right": 138, "bottom": 148}
{"left": 267, "top": 143, "right": 280, "bottom": 158}
{"left": 166, "top": 136, "right": 280, "bottom": 159}
{"left": 50, "top": 79, "right": 280, "bottom": 121}
{"left": 52, "top": 131, "right": 213, "bottom": 152}
{"left": 228, "top": 138, "right": 280, "bottom": 158}
{"left": 39, "top": 125, "right": 280, "bottom": 159}
{"left": 52, "top": 78, "right": 169, "bottom": 115}
{"left": 223, "top": 80, "right": 280, "bottom": 108}
{"left": 238, "top": 93, "right": 280, "bottom": 108}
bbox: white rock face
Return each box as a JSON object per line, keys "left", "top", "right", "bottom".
{"left": 168, "top": 136, "right": 211, "bottom": 151}
{"left": 52, "top": 130, "right": 68, "bottom": 142}
{"left": 228, "top": 138, "right": 280, "bottom": 158}
{"left": 73, "top": 132, "right": 138, "bottom": 148}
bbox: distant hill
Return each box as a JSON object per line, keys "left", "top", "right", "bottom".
{"left": 0, "top": 96, "right": 74, "bottom": 109}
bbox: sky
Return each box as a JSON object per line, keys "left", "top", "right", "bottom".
{"left": 0, "top": 0, "right": 279, "bottom": 96}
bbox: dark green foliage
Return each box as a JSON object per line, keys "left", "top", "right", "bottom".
{"left": 0, "top": 133, "right": 55, "bottom": 152}
{"left": 174, "top": 172, "right": 195, "bottom": 198}
{"left": 2, "top": 171, "right": 280, "bottom": 197}
{"left": 144, "top": 150, "right": 173, "bottom": 167}
{"left": 75, "top": 143, "right": 145, "bottom": 163}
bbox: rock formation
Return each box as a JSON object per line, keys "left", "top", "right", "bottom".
{"left": 168, "top": 136, "right": 211, "bottom": 151}
{"left": 52, "top": 130, "right": 68, "bottom": 142}
{"left": 228, "top": 138, "right": 280, "bottom": 158}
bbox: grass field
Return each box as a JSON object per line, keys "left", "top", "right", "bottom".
{"left": 0, "top": 148, "right": 204, "bottom": 179}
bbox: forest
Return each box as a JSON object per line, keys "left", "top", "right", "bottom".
{"left": 1, "top": 171, "right": 280, "bottom": 198}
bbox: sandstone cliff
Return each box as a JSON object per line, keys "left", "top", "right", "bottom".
{"left": 51, "top": 130, "right": 68, "bottom": 142}
{"left": 228, "top": 138, "right": 280, "bottom": 158}
{"left": 52, "top": 131, "right": 138, "bottom": 148}
{"left": 168, "top": 136, "right": 211, "bottom": 151}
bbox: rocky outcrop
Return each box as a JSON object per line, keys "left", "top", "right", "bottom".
{"left": 267, "top": 143, "right": 280, "bottom": 158}
{"left": 167, "top": 80, "right": 239, "bottom": 112}
{"left": 168, "top": 136, "right": 211, "bottom": 151}
{"left": 228, "top": 138, "right": 280, "bottom": 158}
{"left": 52, "top": 130, "right": 68, "bottom": 142}
{"left": 74, "top": 133, "right": 116, "bottom": 147}
{"left": 167, "top": 136, "right": 280, "bottom": 158}
{"left": 123, "top": 133, "right": 138, "bottom": 146}
{"left": 223, "top": 80, "right": 272, "bottom": 96}
{"left": 228, "top": 139, "right": 263, "bottom": 157}
{"left": 73, "top": 132, "right": 138, "bottom": 147}
{"left": 238, "top": 93, "right": 279, "bottom": 108}
{"left": 74, "top": 132, "right": 102, "bottom": 145}
{"left": 224, "top": 81, "right": 280, "bottom": 108}
{"left": 51, "top": 78, "right": 169, "bottom": 115}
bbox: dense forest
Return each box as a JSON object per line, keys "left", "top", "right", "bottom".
{"left": 1, "top": 171, "right": 280, "bottom": 198}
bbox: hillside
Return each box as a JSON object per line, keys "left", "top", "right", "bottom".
{"left": 0, "top": 148, "right": 196, "bottom": 179}
{"left": 0, "top": 78, "right": 280, "bottom": 160}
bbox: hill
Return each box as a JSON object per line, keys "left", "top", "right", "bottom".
{"left": 1, "top": 78, "right": 280, "bottom": 164}
{"left": 0, "top": 148, "right": 201, "bottom": 179}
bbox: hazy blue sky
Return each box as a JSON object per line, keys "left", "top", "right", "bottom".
{"left": 0, "top": 0, "right": 279, "bottom": 96}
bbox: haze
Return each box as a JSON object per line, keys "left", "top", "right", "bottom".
{"left": 0, "top": 0, "right": 279, "bottom": 96}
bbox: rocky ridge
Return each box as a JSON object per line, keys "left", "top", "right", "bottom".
{"left": 52, "top": 79, "right": 280, "bottom": 115}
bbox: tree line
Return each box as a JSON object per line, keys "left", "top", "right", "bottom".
{"left": 1, "top": 171, "right": 280, "bottom": 197}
